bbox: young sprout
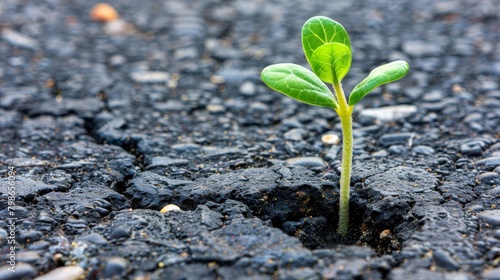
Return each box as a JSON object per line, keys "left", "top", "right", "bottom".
{"left": 261, "top": 16, "right": 409, "bottom": 237}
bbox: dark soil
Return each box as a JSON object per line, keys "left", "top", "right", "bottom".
{"left": 1, "top": 0, "right": 500, "bottom": 279}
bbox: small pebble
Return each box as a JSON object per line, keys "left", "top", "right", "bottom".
{"left": 477, "top": 172, "right": 500, "bottom": 185}
{"left": 422, "top": 90, "right": 444, "bottom": 102}
{"left": 478, "top": 210, "right": 500, "bottom": 228}
{"left": 284, "top": 128, "right": 307, "bottom": 141}
{"left": 321, "top": 134, "right": 340, "bottom": 145}
{"left": 412, "top": 145, "right": 435, "bottom": 155}
{"left": 160, "top": 204, "right": 181, "bottom": 213}
{"left": 1, "top": 29, "right": 39, "bottom": 50}
{"left": 477, "top": 154, "right": 500, "bottom": 170}
{"left": 0, "top": 263, "right": 36, "bottom": 279}
{"left": 324, "top": 146, "right": 340, "bottom": 161}
{"left": 109, "top": 226, "right": 131, "bottom": 240}
{"left": 432, "top": 249, "right": 460, "bottom": 271}
{"left": 379, "top": 133, "right": 415, "bottom": 146}
{"left": 286, "top": 157, "right": 327, "bottom": 168}
{"left": 206, "top": 104, "right": 226, "bottom": 114}
{"left": 28, "top": 241, "right": 51, "bottom": 250}
{"left": 171, "top": 143, "right": 201, "bottom": 152}
{"left": 372, "top": 150, "right": 389, "bottom": 158}
{"left": 402, "top": 40, "right": 442, "bottom": 57}
{"left": 470, "top": 205, "right": 485, "bottom": 212}
{"left": 360, "top": 105, "right": 417, "bottom": 122}
{"left": 494, "top": 229, "right": 500, "bottom": 239}
{"left": 17, "top": 251, "right": 40, "bottom": 264}
{"left": 109, "top": 55, "right": 126, "bottom": 66}
{"left": 481, "top": 267, "right": 500, "bottom": 280}
{"left": 35, "top": 266, "right": 84, "bottom": 280}
{"left": 240, "top": 81, "right": 256, "bottom": 96}
{"left": 461, "top": 140, "right": 486, "bottom": 156}
{"left": 76, "top": 233, "right": 108, "bottom": 245}
{"left": 490, "top": 187, "right": 500, "bottom": 196}
{"left": 103, "top": 257, "right": 128, "bottom": 278}
{"left": 90, "top": 3, "right": 119, "bottom": 22}
{"left": 0, "top": 228, "right": 7, "bottom": 240}
{"left": 130, "top": 71, "right": 169, "bottom": 83}
{"left": 147, "top": 157, "right": 189, "bottom": 168}
{"left": 18, "top": 230, "right": 43, "bottom": 244}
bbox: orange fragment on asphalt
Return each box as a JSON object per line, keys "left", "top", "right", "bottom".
{"left": 90, "top": 3, "right": 119, "bottom": 22}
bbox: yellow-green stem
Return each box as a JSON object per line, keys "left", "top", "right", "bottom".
{"left": 333, "top": 82, "right": 353, "bottom": 237}
{"left": 338, "top": 113, "right": 353, "bottom": 237}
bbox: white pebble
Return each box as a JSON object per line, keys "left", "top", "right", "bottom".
{"left": 160, "top": 204, "right": 181, "bottom": 213}
{"left": 321, "top": 134, "right": 340, "bottom": 145}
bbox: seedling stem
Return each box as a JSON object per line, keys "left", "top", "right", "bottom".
{"left": 261, "top": 16, "right": 409, "bottom": 237}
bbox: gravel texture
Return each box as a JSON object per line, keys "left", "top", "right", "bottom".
{"left": 0, "top": 0, "right": 499, "bottom": 279}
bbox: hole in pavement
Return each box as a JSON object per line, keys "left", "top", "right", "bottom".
{"left": 260, "top": 182, "right": 417, "bottom": 255}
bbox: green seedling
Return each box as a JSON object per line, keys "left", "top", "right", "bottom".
{"left": 261, "top": 16, "right": 409, "bottom": 237}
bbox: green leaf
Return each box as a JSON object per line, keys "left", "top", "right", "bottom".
{"left": 348, "top": 60, "right": 410, "bottom": 106}
{"left": 310, "top": 43, "right": 351, "bottom": 85}
{"left": 302, "top": 16, "right": 351, "bottom": 84}
{"left": 261, "top": 63, "right": 338, "bottom": 109}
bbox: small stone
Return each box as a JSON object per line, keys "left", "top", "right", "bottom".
{"left": 0, "top": 263, "right": 36, "bottom": 279}
{"left": 422, "top": 90, "right": 445, "bottom": 102}
{"left": 491, "top": 187, "right": 500, "bottom": 196}
{"left": 171, "top": 143, "right": 201, "bottom": 152}
{"left": 35, "top": 266, "right": 84, "bottom": 280}
{"left": 469, "top": 205, "right": 485, "bottom": 212}
{"left": 28, "top": 241, "right": 51, "bottom": 250}
{"left": 402, "top": 40, "right": 442, "bottom": 57}
{"left": 16, "top": 251, "right": 40, "bottom": 264}
{"left": 494, "top": 229, "right": 500, "bottom": 239}
{"left": 379, "top": 229, "right": 391, "bottom": 240}
{"left": 412, "top": 145, "right": 435, "bottom": 155}
{"left": 160, "top": 204, "right": 182, "bottom": 213}
{"left": 103, "top": 257, "right": 128, "bottom": 278}
{"left": 18, "top": 230, "right": 43, "bottom": 244}
{"left": 388, "top": 145, "right": 408, "bottom": 154}
{"left": 481, "top": 267, "right": 500, "bottom": 280}
{"left": 206, "top": 104, "right": 226, "bottom": 113}
{"left": 478, "top": 210, "right": 500, "bottom": 228}
{"left": 109, "top": 226, "right": 131, "bottom": 240}
{"left": 404, "top": 87, "right": 423, "bottom": 99}
{"left": 463, "top": 112, "right": 483, "bottom": 123}
{"left": 286, "top": 157, "right": 327, "bottom": 168}
{"left": 477, "top": 172, "right": 500, "bottom": 185}
{"left": 90, "top": 3, "right": 119, "bottom": 22}
{"left": 146, "top": 157, "right": 189, "bottom": 168}
{"left": 476, "top": 157, "right": 500, "bottom": 171}
{"left": 109, "top": 55, "right": 126, "bottom": 66}
{"left": 239, "top": 81, "right": 256, "bottom": 96}
{"left": 249, "top": 102, "right": 269, "bottom": 112}
{"left": 1, "top": 29, "right": 39, "bottom": 50}
{"left": 372, "top": 150, "right": 389, "bottom": 158}
{"left": 379, "top": 132, "right": 415, "bottom": 146}
{"left": 461, "top": 140, "right": 487, "bottom": 156}
{"left": 324, "top": 146, "right": 340, "bottom": 161}
{"left": 281, "top": 119, "right": 303, "bottom": 129}
{"left": 216, "top": 67, "right": 258, "bottom": 84}
{"left": 0, "top": 228, "right": 7, "bottom": 240}
{"left": 130, "top": 71, "right": 169, "bottom": 83}
{"left": 174, "top": 47, "right": 198, "bottom": 60}
{"left": 359, "top": 105, "right": 417, "bottom": 122}
{"left": 75, "top": 233, "right": 108, "bottom": 245}
{"left": 103, "top": 19, "right": 134, "bottom": 36}
{"left": 432, "top": 249, "right": 460, "bottom": 271}
{"left": 321, "top": 134, "right": 340, "bottom": 145}
{"left": 284, "top": 128, "right": 307, "bottom": 141}
{"left": 154, "top": 100, "right": 187, "bottom": 112}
